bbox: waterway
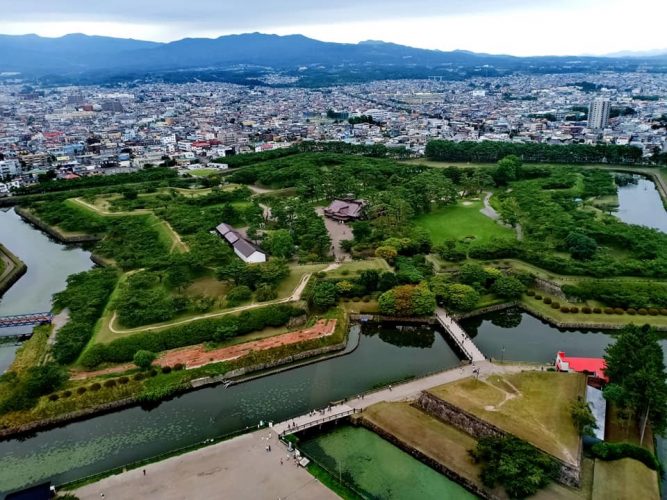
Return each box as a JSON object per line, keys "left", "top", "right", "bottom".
{"left": 615, "top": 174, "right": 667, "bottom": 232}
{"left": 0, "top": 323, "right": 461, "bottom": 495}
{"left": 0, "top": 208, "right": 93, "bottom": 338}
{"left": 300, "top": 426, "right": 476, "bottom": 499}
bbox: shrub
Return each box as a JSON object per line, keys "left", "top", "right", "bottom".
{"left": 352, "top": 297, "right": 360, "bottom": 302}
{"left": 174, "top": 363, "right": 185, "bottom": 371}
{"left": 362, "top": 296, "right": 370, "bottom": 303}
{"left": 526, "top": 290, "right": 535, "bottom": 296}
{"left": 534, "top": 294, "right": 542, "bottom": 300}
{"left": 79, "top": 304, "right": 305, "bottom": 368}
{"left": 604, "top": 307, "right": 614, "bottom": 314}
{"left": 133, "top": 350, "right": 156, "bottom": 370}
{"left": 118, "top": 376, "right": 130, "bottom": 384}
{"left": 103, "top": 379, "right": 117, "bottom": 388}
{"left": 560, "top": 306, "right": 570, "bottom": 313}
{"left": 638, "top": 308, "right": 648, "bottom": 315}
{"left": 90, "top": 383, "right": 102, "bottom": 392}
{"left": 543, "top": 297, "right": 552, "bottom": 304}
{"left": 660, "top": 309, "right": 667, "bottom": 316}
{"left": 551, "top": 301, "right": 560, "bottom": 309}
{"left": 134, "top": 373, "right": 145, "bottom": 381}
{"left": 614, "top": 308, "right": 624, "bottom": 315}
{"left": 161, "top": 366, "right": 172, "bottom": 374}
{"left": 582, "top": 307, "right": 591, "bottom": 314}
{"left": 77, "top": 387, "right": 87, "bottom": 395}
{"left": 627, "top": 308, "right": 637, "bottom": 315}
{"left": 593, "top": 307, "right": 602, "bottom": 314}
{"left": 570, "top": 306, "right": 579, "bottom": 313}
{"left": 591, "top": 442, "right": 660, "bottom": 471}
{"left": 48, "top": 394, "right": 59, "bottom": 401}
{"left": 150, "top": 369, "right": 158, "bottom": 377}
{"left": 648, "top": 308, "right": 659, "bottom": 316}
{"left": 62, "top": 390, "right": 72, "bottom": 398}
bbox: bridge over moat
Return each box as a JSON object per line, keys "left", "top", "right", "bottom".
{"left": 0, "top": 312, "right": 53, "bottom": 328}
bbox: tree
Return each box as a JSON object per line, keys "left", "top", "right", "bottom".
{"left": 491, "top": 275, "right": 526, "bottom": 299}
{"left": 442, "top": 284, "right": 480, "bottom": 312}
{"left": 375, "top": 245, "right": 398, "bottom": 263}
{"left": 493, "top": 155, "right": 522, "bottom": 186}
{"left": 470, "top": 436, "right": 558, "bottom": 498}
{"left": 565, "top": 232, "right": 598, "bottom": 260}
{"left": 311, "top": 281, "right": 338, "bottom": 309}
{"left": 411, "top": 283, "right": 437, "bottom": 315}
{"left": 458, "top": 263, "right": 487, "bottom": 289}
{"left": 570, "top": 399, "right": 598, "bottom": 436}
{"left": 603, "top": 325, "right": 667, "bottom": 441}
{"left": 133, "top": 350, "right": 156, "bottom": 370}
{"left": 264, "top": 229, "right": 294, "bottom": 258}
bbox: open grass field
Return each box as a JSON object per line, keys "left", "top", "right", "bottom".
{"left": 592, "top": 459, "right": 659, "bottom": 500}
{"left": 325, "top": 258, "right": 391, "bottom": 279}
{"left": 276, "top": 263, "right": 327, "bottom": 298}
{"left": 429, "top": 371, "right": 585, "bottom": 464}
{"left": 362, "top": 402, "right": 591, "bottom": 500}
{"left": 186, "top": 168, "right": 220, "bottom": 177}
{"left": 414, "top": 201, "right": 514, "bottom": 245}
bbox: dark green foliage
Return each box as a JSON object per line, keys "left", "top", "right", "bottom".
{"left": 0, "top": 363, "right": 68, "bottom": 414}
{"left": 95, "top": 217, "right": 172, "bottom": 270}
{"left": 79, "top": 304, "right": 304, "bottom": 368}
{"left": 115, "top": 271, "right": 176, "bottom": 328}
{"left": 378, "top": 284, "right": 436, "bottom": 316}
{"left": 491, "top": 275, "right": 526, "bottom": 299}
{"left": 603, "top": 325, "right": 667, "bottom": 436}
{"left": 52, "top": 268, "right": 119, "bottom": 364}
{"left": 425, "top": 140, "right": 643, "bottom": 164}
{"left": 570, "top": 399, "right": 598, "bottom": 436}
{"left": 133, "top": 350, "right": 156, "bottom": 369}
{"left": 14, "top": 168, "right": 177, "bottom": 195}
{"left": 565, "top": 232, "right": 597, "bottom": 260}
{"left": 32, "top": 200, "right": 108, "bottom": 234}
{"left": 590, "top": 442, "right": 661, "bottom": 471}
{"left": 263, "top": 229, "right": 294, "bottom": 258}
{"left": 226, "top": 285, "right": 253, "bottom": 305}
{"left": 311, "top": 281, "right": 338, "bottom": 309}
{"left": 470, "top": 436, "right": 559, "bottom": 498}
{"left": 562, "top": 280, "right": 667, "bottom": 309}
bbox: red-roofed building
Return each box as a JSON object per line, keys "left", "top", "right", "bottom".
{"left": 555, "top": 351, "right": 608, "bottom": 382}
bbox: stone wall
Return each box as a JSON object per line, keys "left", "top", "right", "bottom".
{"left": 416, "top": 391, "right": 581, "bottom": 488}
{"left": 15, "top": 206, "right": 101, "bottom": 243}
{"left": 359, "top": 417, "right": 501, "bottom": 500}
{"left": 533, "top": 277, "right": 566, "bottom": 300}
{"left": 0, "top": 242, "right": 27, "bottom": 297}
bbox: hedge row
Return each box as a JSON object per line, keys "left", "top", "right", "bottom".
{"left": 80, "top": 304, "right": 305, "bottom": 368}
{"left": 591, "top": 442, "right": 662, "bottom": 472}
{"left": 533, "top": 295, "right": 667, "bottom": 316}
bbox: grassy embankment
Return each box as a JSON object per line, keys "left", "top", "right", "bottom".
{"left": 428, "top": 371, "right": 585, "bottom": 464}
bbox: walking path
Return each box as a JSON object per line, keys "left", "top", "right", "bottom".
{"left": 434, "top": 307, "right": 486, "bottom": 362}
{"left": 480, "top": 191, "right": 523, "bottom": 241}
{"left": 72, "top": 361, "right": 535, "bottom": 500}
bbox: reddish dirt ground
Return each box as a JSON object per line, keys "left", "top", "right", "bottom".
{"left": 72, "top": 319, "right": 337, "bottom": 379}
{"left": 157, "top": 319, "right": 337, "bottom": 369}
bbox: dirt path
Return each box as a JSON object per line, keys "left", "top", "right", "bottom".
{"left": 73, "top": 319, "right": 337, "bottom": 379}
{"left": 480, "top": 191, "right": 523, "bottom": 241}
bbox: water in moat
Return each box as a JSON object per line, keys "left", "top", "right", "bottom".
{"left": 615, "top": 174, "right": 667, "bottom": 232}
{"left": 0, "top": 208, "right": 93, "bottom": 337}
{"left": 0, "top": 323, "right": 461, "bottom": 494}
{"left": 300, "top": 426, "right": 477, "bottom": 499}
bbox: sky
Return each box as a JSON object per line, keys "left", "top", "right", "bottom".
{"left": 1, "top": 0, "right": 665, "bottom": 56}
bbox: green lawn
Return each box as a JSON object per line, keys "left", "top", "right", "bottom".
{"left": 414, "top": 201, "right": 514, "bottom": 245}
{"left": 428, "top": 372, "right": 585, "bottom": 464}
{"left": 186, "top": 168, "right": 219, "bottom": 177}
{"left": 592, "top": 459, "right": 659, "bottom": 500}
{"left": 326, "top": 258, "right": 391, "bottom": 278}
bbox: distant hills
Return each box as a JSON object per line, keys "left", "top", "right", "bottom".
{"left": 0, "top": 32, "right": 665, "bottom": 84}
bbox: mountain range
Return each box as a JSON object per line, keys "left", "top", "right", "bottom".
{"left": 1, "top": 32, "right": 665, "bottom": 82}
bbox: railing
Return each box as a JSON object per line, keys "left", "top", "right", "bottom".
{"left": 280, "top": 408, "right": 357, "bottom": 437}
{"left": 0, "top": 312, "right": 53, "bottom": 328}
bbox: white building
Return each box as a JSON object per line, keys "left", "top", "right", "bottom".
{"left": 589, "top": 98, "right": 611, "bottom": 130}
{"left": 215, "top": 223, "right": 266, "bottom": 264}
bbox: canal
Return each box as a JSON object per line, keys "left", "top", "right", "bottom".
{"left": 0, "top": 208, "right": 93, "bottom": 371}
{"left": 0, "top": 323, "right": 461, "bottom": 494}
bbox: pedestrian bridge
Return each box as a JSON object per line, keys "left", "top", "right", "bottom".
{"left": 0, "top": 312, "right": 53, "bottom": 328}
{"left": 434, "top": 308, "right": 486, "bottom": 362}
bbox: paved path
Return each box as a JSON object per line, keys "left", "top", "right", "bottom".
{"left": 74, "top": 429, "right": 337, "bottom": 500}
{"left": 434, "top": 307, "right": 486, "bottom": 362}
{"left": 316, "top": 208, "right": 352, "bottom": 262}
{"left": 480, "top": 191, "right": 523, "bottom": 241}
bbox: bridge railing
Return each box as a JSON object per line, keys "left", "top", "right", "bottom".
{"left": 280, "top": 408, "right": 357, "bottom": 437}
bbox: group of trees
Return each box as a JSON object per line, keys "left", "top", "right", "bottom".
{"left": 378, "top": 283, "right": 436, "bottom": 316}
{"left": 425, "top": 140, "right": 644, "bottom": 164}
{"left": 603, "top": 325, "right": 667, "bottom": 442}
{"left": 562, "top": 280, "right": 667, "bottom": 309}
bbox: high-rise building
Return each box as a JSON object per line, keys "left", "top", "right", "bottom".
{"left": 588, "top": 97, "right": 610, "bottom": 130}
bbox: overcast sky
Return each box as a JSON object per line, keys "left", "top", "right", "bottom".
{"left": 2, "top": 0, "right": 665, "bottom": 56}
